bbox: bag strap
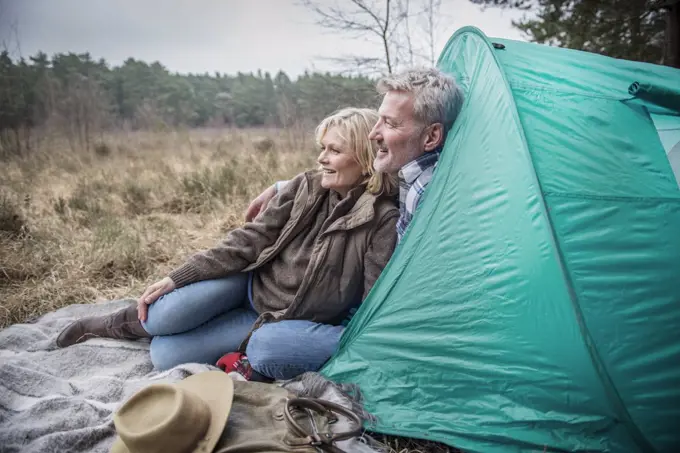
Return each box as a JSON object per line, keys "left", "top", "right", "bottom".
{"left": 283, "top": 397, "right": 364, "bottom": 453}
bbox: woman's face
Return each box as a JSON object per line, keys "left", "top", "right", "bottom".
{"left": 317, "top": 126, "right": 364, "bottom": 197}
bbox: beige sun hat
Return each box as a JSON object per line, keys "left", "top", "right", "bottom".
{"left": 110, "top": 371, "right": 234, "bottom": 453}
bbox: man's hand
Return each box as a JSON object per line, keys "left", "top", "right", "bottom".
{"left": 245, "top": 184, "right": 277, "bottom": 222}
{"left": 137, "top": 277, "right": 176, "bottom": 322}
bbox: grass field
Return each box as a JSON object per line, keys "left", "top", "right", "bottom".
{"left": 0, "top": 128, "right": 456, "bottom": 453}
{"left": 0, "top": 128, "right": 316, "bottom": 327}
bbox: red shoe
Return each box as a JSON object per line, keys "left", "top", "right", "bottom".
{"left": 216, "top": 352, "right": 254, "bottom": 380}
{"left": 216, "top": 352, "right": 274, "bottom": 382}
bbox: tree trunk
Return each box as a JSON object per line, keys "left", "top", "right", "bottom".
{"left": 668, "top": 0, "right": 680, "bottom": 67}
{"left": 383, "top": 0, "right": 393, "bottom": 74}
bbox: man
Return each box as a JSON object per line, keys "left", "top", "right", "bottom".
{"left": 246, "top": 67, "right": 465, "bottom": 243}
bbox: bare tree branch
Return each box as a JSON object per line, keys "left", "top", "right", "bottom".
{"left": 318, "top": 55, "right": 387, "bottom": 76}
{"left": 299, "top": 0, "right": 443, "bottom": 75}
{"left": 300, "top": 0, "right": 385, "bottom": 39}
{"left": 425, "top": 0, "right": 441, "bottom": 65}
{"left": 401, "top": 0, "right": 416, "bottom": 66}
{"left": 0, "top": 0, "right": 22, "bottom": 58}
{"left": 350, "top": 0, "right": 387, "bottom": 30}
{"left": 383, "top": 0, "right": 392, "bottom": 73}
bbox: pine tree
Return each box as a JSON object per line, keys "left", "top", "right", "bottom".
{"left": 0, "top": 50, "right": 379, "bottom": 156}
{"left": 470, "top": 0, "right": 680, "bottom": 67}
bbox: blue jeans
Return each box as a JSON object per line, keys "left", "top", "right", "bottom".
{"left": 141, "top": 273, "right": 344, "bottom": 379}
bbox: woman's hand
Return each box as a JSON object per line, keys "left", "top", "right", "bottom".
{"left": 245, "top": 184, "right": 277, "bottom": 222}
{"left": 137, "top": 277, "right": 176, "bottom": 322}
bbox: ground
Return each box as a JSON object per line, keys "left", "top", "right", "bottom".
{"left": 0, "top": 128, "right": 458, "bottom": 453}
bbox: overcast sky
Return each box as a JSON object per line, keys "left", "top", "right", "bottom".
{"left": 2, "top": 0, "right": 528, "bottom": 77}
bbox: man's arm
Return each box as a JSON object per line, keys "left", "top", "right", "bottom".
{"left": 245, "top": 180, "right": 290, "bottom": 222}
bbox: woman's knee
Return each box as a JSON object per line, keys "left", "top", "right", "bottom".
{"left": 149, "top": 338, "right": 182, "bottom": 371}
{"left": 246, "top": 321, "right": 344, "bottom": 379}
{"left": 245, "top": 325, "right": 280, "bottom": 366}
{"left": 142, "top": 291, "right": 180, "bottom": 336}
{"left": 247, "top": 334, "right": 306, "bottom": 380}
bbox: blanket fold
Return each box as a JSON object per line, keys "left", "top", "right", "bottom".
{"left": 0, "top": 300, "right": 225, "bottom": 453}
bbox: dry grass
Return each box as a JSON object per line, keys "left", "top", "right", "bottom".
{"left": 0, "top": 127, "right": 457, "bottom": 453}
{"left": 372, "top": 434, "right": 459, "bottom": 453}
{"left": 0, "top": 128, "right": 317, "bottom": 327}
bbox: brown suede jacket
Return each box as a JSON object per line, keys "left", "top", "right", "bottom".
{"left": 169, "top": 170, "right": 398, "bottom": 329}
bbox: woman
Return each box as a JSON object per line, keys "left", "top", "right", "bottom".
{"left": 56, "top": 107, "right": 399, "bottom": 380}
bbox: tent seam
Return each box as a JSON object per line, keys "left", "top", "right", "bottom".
{"left": 450, "top": 26, "right": 656, "bottom": 453}
{"left": 509, "top": 82, "right": 628, "bottom": 101}
{"left": 543, "top": 191, "right": 680, "bottom": 202}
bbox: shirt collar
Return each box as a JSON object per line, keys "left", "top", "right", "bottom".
{"left": 398, "top": 150, "right": 441, "bottom": 185}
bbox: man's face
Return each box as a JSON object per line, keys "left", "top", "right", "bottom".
{"left": 369, "top": 91, "right": 425, "bottom": 174}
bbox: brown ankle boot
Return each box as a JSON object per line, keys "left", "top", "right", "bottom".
{"left": 56, "top": 304, "right": 150, "bottom": 348}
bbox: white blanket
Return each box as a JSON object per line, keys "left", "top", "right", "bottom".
{"left": 0, "top": 299, "right": 216, "bottom": 453}
{"left": 0, "top": 300, "right": 383, "bottom": 453}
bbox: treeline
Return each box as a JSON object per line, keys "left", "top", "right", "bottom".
{"left": 0, "top": 51, "right": 379, "bottom": 156}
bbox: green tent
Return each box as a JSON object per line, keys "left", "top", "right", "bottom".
{"left": 322, "top": 27, "right": 680, "bottom": 452}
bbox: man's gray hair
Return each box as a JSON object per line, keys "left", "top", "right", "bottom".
{"left": 376, "top": 67, "right": 465, "bottom": 134}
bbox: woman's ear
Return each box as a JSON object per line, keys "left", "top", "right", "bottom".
{"left": 423, "top": 123, "right": 444, "bottom": 152}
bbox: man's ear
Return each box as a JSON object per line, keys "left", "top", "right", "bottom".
{"left": 423, "top": 123, "right": 444, "bottom": 152}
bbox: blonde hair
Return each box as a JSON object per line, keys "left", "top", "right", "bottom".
{"left": 315, "top": 107, "right": 397, "bottom": 195}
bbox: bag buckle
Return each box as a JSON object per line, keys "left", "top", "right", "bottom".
{"left": 284, "top": 397, "right": 363, "bottom": 452}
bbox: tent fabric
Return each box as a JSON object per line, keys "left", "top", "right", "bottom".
{"left": 651, "top": 113, "right": 680, "bottom": 186}
{"left": 321, "top": 26, "right": 680, "bottom": 453}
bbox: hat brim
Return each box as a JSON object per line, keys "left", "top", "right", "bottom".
{"left": 111, "top": 371, "right": 234, "bottom": 453}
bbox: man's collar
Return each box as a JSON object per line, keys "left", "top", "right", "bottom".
{"left": 398, "top": 149, "right": 441, "bottom": 184}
